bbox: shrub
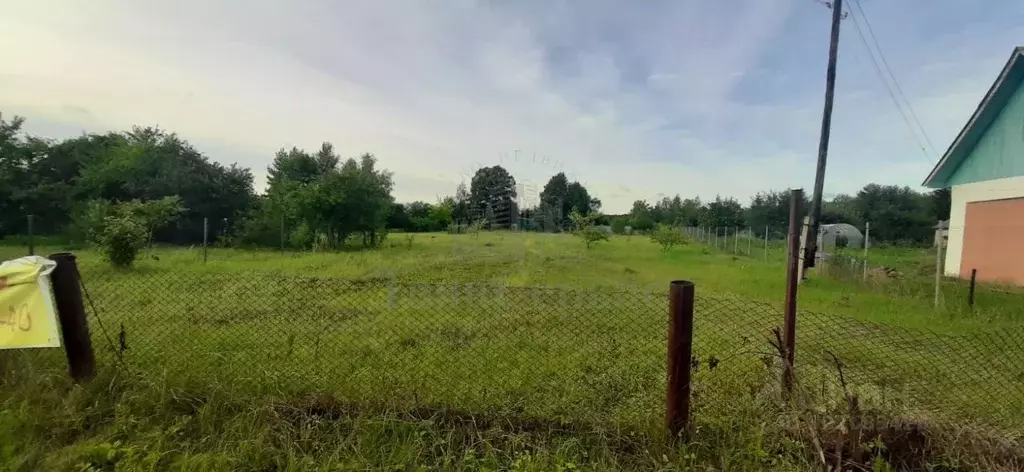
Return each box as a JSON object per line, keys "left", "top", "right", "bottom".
{"left": 469, "top": 220, "right": 487, "bottom": 238}
{"left": 650, "top": 224, "right": 686, "bottom": 251}
{"left": 86, "top": 197, "right": 186, "bottom": 267}
{"left": 311, "top": 232, "right": 330, "bottom": 252}
{"left": 98, "top": 216, "right": 147, "bottom": 268}
{"left": 578, "top": 225, "right": 610, "bottom": 249}
{"left": 568, "top": 209, "right": 609, "bottom": 249}
{"left": 290, "top": 223, "right": 313, "bottom": 249}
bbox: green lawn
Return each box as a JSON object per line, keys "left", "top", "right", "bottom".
{"left": 1, "top": 232, "right": 1021, "bottom": 471}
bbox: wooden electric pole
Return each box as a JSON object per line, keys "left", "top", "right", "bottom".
{"left": 804, "top": 0, "right": 845, "bottom": 272}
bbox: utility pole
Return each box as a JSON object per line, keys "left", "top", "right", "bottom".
{"left": 804, "top": 0, "right": 845, "bottom": 272}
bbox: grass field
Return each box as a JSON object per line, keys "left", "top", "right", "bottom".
{"left": 1, "top": 232, "right": 1022, "bottom": 471}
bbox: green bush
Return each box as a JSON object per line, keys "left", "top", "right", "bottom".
{"left": 289, "top": 223, "right": 313, "bottom": 249}
{"left": 98, "top": 216, "right": 147, "bottom": 268}
{"left": 649, "top": 224, "right": 686, "bottom": 251}
{"left": 578, "top": 226, "right": 610, "bottom": 249}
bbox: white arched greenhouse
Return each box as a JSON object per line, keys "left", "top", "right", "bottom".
{"left": 817, "top": 223, "right": 864, "bottom": 250}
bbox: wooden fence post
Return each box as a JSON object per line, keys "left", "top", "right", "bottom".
{"left": 783, "top": 190, "right": 803, "bottom": 396}
{"left": 48, "top": 253, "right": 96, "bottom": 382}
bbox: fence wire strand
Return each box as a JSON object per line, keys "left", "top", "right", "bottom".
{"left": 7, "top": 270, "right": 1021, "bottom": 434}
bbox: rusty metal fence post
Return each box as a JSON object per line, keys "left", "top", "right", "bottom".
{"left": 49, "top": 253, "right": 96, "bottom": 382}
{"left": 27, "top": 214, "right": 35, "bottom": 256}
{"left": 667, "top": 280, "right": 695, "bottom": 439}
{"left": 783, "top": 189, "right": 803, "bottom": 396}
{"left": 202, "top": 217, "right": 209, "bottom": 264}
{"left": 968, "top": 269, "right": 978, "bottom": 308}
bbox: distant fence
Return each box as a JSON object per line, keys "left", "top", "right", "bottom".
{"left": 5, "top": 270, "right": 1023, "bottom": 434}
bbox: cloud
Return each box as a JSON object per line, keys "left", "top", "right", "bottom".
{"left": 0, "top": 0, "right": 1021, "bottom": 213}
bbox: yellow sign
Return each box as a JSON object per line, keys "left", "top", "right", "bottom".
{"left": 0, "top": 256, "right": 61, "bottom": 349}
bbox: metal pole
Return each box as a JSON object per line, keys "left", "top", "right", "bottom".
{"left": 934, "top": 225, "right": 943, "bottom": 309}
{"left": 764, "top": 225, "right": 769, "bottom": 261}
{"left": 27, "top": 214, "right": 34, "bottom": 256}
{"left": 48, "top": 253, "right": 96, "bottom": 383}
{"left": 968, "top": 269, "right": 977, "bottom": 308}
{"left": 804, "top": 0, "right": 844, "bottom": 271}
{"left": 667, "top": 280, "right": 695, "bottom": 439}
{"left": 783, "top": 189, "right": 804, "bottom": 396}
{"left": 733, "top": 226, "right": 739, "bottom": 254}
{"left": 863, "top": 222, "right": 870, "bottom": 280}
{"left": 202, "top": 218, "right": 209, "bottom": 263}
{"left": 747, "top": 227, "right": 752, "bottom": 256}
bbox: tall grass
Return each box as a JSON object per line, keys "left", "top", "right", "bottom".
{"left": 1, "top": 232, "right": 1022, "bottom": 470}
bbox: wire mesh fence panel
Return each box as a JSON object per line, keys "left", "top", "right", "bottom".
{"left": 795, "top": 311, "right": 1024, "bottom": 431}
{"left": 76, "top": 270, "right": 671, "bottom": 427}
{"left": 819, "top": 249, "right": 1024, "bottom": 319}
{"left": 692, "top": 296, "right": 1024, "bottom": 432}
{"left": 690, "top": 297, "right": 783, "bottom": 420}
{"left": 6, "top": 269, "right": 1022, "bottom": 436}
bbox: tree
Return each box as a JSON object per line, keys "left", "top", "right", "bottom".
{"left": 406, "top": 201, "right": 434, "bottom": 231}
{"left": 679, "top": 197, "right": 702, "bottom": 226}
{"left": 539, "top": 172, "right": 570, "bottom": 224}
{"left": 453, "top": 182, "right": 471, "bottom": 224}
{"left": 238, "top": 148, "right": 393, "bottom": 249}
{"left": 538, "top": 173, "right": 600, "bottom": 231}
{"left": 336, "top": 153, "right": 394, "bottom": 247}
{"left": 123, "top": 196, "right": 186, "bottom": 247}
{"left": 469, "top": 166, "right": 516, "bottom": 229}
{"left": 821, "top": 194, "right": 861, "bottom": 227}
{"left": 629, "top": 200, "right": 655, "bottom": 231}
{"left": 930, "top": 188, "right": 951, "bottom": 222}
{"left": 567, "top": 181, "right": 598, "bottom": 215}
{"left": 314, "top": 142, "right": 340, "bottom": 175}
{"left": 699, "top": 196, "right": 745, "bottom": 229}
{"left": 267, "top": 147, "right": 320, "bottom": 188}
{"left": 578, "top": 226, "right": 610, "bottom": 249}
{"left": 650, "top": 224, "right": 686, "bottom": 251}
{"left": 568, "top": 209, "right": 608, "bottom": 248}
{"left": 854, "top": 184, "right": 933, "bottom": 244}
{"left": 611, "top": 218, "right": 628, "bottom": 234}
{"left": 388, "top": 203, "right": 412, "bottom": 231}
{"left": 73, "top": 127, "right": 256, "bottom": 244}
{"left": 746, "top": 191, "right": 808, "bottom": 235}
{"left": 430, "top": 197, "right": 455, "bottom": 230}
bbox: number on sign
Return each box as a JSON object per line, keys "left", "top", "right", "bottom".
{"left": 1, "top": 304, "right": 31, "bottom": 332}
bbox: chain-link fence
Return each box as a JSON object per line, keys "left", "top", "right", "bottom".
{"left": 7, "top": 271, "right": 1023, "bottom": 435}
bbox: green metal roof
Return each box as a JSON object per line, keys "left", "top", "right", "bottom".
{"left": 923, "top": 47, "right": 1024, "bottom": 188}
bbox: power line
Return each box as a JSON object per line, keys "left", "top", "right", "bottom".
{"left": 847, "top": 0, "right": 937, "bottom": 162}
{"left": 851, "top": 0, "right": 937, "bottom": 158}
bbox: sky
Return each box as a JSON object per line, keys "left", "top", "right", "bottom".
{"left": 1, "top": 1, "right": 1022, "bottom": 214}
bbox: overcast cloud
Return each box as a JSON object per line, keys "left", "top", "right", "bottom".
{"left": 1, "top": 0, "right": 1022, "bottom": 213}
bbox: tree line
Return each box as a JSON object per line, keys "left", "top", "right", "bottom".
{"left": 1, "top": 113, "right": 951, "bottom": 258}
{"left": 618, "top": 186, "right": 950, "bottom": 245}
